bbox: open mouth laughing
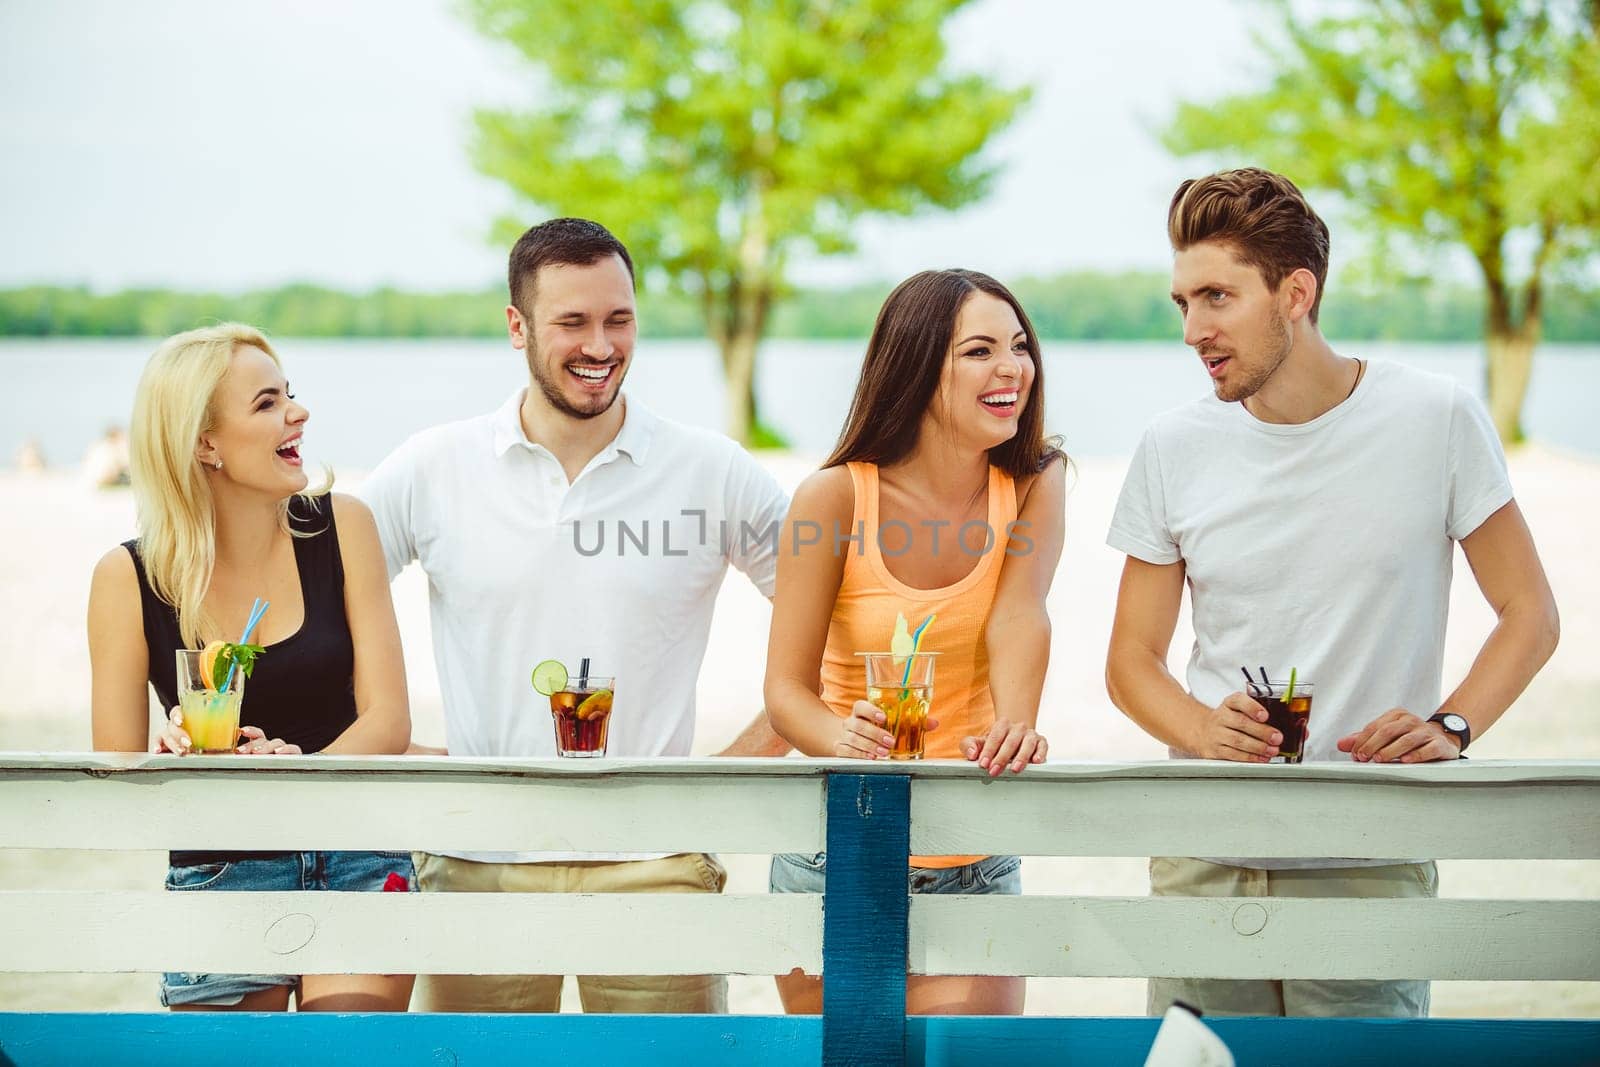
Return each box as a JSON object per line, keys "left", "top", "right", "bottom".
{"left": 979, "top": 389, "right": 1020, "bottom": 417}
{"left": 568, "top": 362, "right": 618, "bottom": 391}
{"left": 275, "top": 434, "right": 302, "bottom": 466}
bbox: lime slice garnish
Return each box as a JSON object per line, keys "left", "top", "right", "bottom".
{"left": 531, "top": 659, "right": 569, "bottom": 697}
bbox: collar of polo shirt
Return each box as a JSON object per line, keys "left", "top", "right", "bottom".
{"left": 490, "top": 388, "right": 656, "bottom": 467}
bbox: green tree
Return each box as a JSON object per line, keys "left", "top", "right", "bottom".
{"left": 1164, "top": 0, "right": 1600, "bottom": 443}
{"left": 465, "top": 0, "right": 1027, "bottom": 444}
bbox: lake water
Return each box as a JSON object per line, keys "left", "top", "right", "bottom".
{"left": 4, "top": 337, "right": 1597, "bottom": 469}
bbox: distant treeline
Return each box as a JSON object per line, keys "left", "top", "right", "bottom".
{"left": 2, "top": 274, "right": 1596, "bottom": 342}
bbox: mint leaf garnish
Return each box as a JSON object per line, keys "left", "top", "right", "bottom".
{"left": 212, "top": 642, "right": 266, "bottom": 688}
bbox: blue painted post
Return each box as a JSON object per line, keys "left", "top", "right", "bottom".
{"left": 822, "top": 772, "right": 911, "bottom": 1067}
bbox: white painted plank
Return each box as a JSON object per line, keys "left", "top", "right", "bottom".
{"left": 0, "top": 891, "right": 821, "bottom": 975}
{"left": 909, "top": 896, "right": 1600, "bottom": 980}
{"left": 1, "top": 755, "right": 1595, "bottom": 859}
{"left": 6, "top": 889, "right": 1590, "bottom": 983}
{"left": 4, "top": 753, "right": 1597, "bottom": 784}
{"left": 0, "top": 773, "right": 824, "bottom": 853}
{"left": 910, "top": 777, "right": 1600, "bottom": 859}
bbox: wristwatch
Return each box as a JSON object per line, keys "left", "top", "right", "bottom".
{"left": 1427, "top": 712, "right": 1471, "bottom": 753}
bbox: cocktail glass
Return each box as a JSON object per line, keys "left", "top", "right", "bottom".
{"left": 550, "top": 676, "right": 614, "bottom": 757}
{"left": 175, "top": 649, "right": 245, "bottom": 754}
{"left": 860, "top": 652, "right": 937, "bottom": 760}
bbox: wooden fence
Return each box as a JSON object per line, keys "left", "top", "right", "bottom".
{"left": 1, "top": 754, "right": 1597, "bottom": 1065}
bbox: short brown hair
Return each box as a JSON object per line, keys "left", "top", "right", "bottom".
{"left": 508, "top": 217, "right": 635, "bottom": 314}
{"left": 1168, "top": 168, "right": 1331, "bottom": 322}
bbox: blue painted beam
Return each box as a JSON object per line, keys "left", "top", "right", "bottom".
{"left": 822, "top": 771, "right": 911, "bottom": 1067}
{"left": 3, "top": 1014, "right": 1598, "bottom": 1067}
{"left": 910, "top": 1016, "right": 1600, "bottom": 1067}
{"left": 0, "top": 1014, "right": 818, "bottom": 1066}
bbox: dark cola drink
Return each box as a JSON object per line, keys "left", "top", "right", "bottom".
{"left": 1260, "top": 683, "right": 1313, "bottom": 764}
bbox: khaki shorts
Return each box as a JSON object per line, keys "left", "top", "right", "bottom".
{"left": 1147, "top": 856, "right": 1436, "bottom": 1018}
{"left": 414, "top": 851, "right": 729, "bottom": 1014}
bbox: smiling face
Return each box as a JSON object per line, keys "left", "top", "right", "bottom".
{"left": 197, "top": 343, "right": 309, "bottom": 498}
{"left": 509, "top": 254, "right": 637, "bottom": 421}
{"left": 1171, "top": 240, "right": 1294, "bottom": 403}
{"left": 925, "top": 291, "right": 1035, "bottom": 451}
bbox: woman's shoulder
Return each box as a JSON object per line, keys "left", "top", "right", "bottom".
{"left": 327, "top": 492, "right": 373, "bottom": 525}
{"left": 290, "top": 491, "right": 373, "bottom": 531}
{"left": 90, "top": 543, "right": 142, "bottom": 604}
{"left": 1011, "top": 453, "right": 1068, "bottom": 514}
{"left": 326, "top": 492, "right": 383, "bottom": 557}
{"left": 790, "top": 465, "right": 855, "bottom": 522}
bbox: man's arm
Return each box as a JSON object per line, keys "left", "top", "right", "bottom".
{"left": 1106, "top": 556, "right": 1282, "bottom": 761}
{"left": 1340, "top": 501, "right": 1559, "bottom": 762}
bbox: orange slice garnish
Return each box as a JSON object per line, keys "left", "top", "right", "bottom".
{"left": 576, "top": 689, "right": 613, "bottom": 720}
{"left": 198, "top": 640, "right": 228, "bottom": 692}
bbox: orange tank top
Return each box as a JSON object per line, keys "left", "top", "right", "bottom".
{"left": 818, "top": 461, "right": 1019, "bottom": 868}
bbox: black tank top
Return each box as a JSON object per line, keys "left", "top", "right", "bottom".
{"left": 123, "top": 494, "right": 358, "bottom": 865}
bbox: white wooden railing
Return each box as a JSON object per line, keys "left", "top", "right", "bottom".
{"left": 1, "top": 755, "right": 1597, "bottom": 1066}
{"left": 2, "top": 755, "right": 1596, "bottom": 983}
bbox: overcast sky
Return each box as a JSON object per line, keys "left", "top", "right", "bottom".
{"left": 0, "top": 0, "right": 1272, "bottom": 291}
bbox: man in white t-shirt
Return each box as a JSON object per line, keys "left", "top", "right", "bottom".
{"left": 361, "top": 218, "right": 792, "bottom": 1015}
{"left": 1106, "top": 168, "right": 1560, "bottom": 1018}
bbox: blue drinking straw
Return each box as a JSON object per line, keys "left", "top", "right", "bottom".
{"left": 900, "top": 614, "right": 934, "bottom": 690}
{"left": 222, "top": 598, "right": 269, "bottom": 691}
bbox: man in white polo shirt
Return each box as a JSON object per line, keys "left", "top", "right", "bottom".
{"left": 361, "top": 217, "right": 791, "bottom": 1014}
{"left": 1105, "top": 169, "right": 1560, "bottom": 1018}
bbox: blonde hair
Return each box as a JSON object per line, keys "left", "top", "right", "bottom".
{"left": 129, "top": 323, "right": 330, "bottom": 647}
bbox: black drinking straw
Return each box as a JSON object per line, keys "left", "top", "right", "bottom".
{"left": 1241, "top": 667, "right": 1261, "bottom": 697}
{"left": 579, "top": 657, "right": 590, "bottom": 689}
{"left": 1259, "top": 667, "right": 1271, "bottom": 686}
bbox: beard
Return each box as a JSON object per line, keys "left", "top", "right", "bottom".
{"left": 528, "top": 344, "right": 626, "bottom": 420}
{"left": 1211, "top": 309, "right": 1292, "bottom": 403}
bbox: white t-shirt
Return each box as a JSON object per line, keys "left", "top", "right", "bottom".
{"left": 361, "top": 390, "right": 790, "bottom": 863}
{"left": 1107, "top": 359, "right": 1512, "bottom": 868}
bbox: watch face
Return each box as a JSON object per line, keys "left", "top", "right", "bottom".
{"left": 1442, "top": 714, "right": 1468, "bottom": 732}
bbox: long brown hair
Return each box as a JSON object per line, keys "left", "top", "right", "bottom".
{"left": 825, "top": 269, "right": 1062, "bottom": 477}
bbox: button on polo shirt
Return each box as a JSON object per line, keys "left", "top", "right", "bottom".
{"left": 362, "top": 390, "right": 790, "bottom": 862}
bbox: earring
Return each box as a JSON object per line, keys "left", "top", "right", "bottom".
{"left": 213, "top": 460, "right": 223, "bottom": 471}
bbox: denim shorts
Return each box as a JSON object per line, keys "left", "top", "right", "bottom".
{"left": 769, "top": 852, "right": 1022, "bottom": 895}
{"left": 160, "top": 850, "right": 417, "bottom": 1007}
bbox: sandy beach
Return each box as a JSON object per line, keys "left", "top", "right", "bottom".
{"left": 1, "top": 447, "right": 1596, "bottom": 1016}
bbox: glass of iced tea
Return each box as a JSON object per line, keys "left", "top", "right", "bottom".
{"left": 174, "top": 649, "right": 245, "bottom": 754}
{"left": 860, "top": 652, "right": 937, "bottom": 760}
{"left": 1256, "top": 680, "right": 1313, "bottom": 764}
{"left": 549, "top": 676, "right": 614, "bottom": 758}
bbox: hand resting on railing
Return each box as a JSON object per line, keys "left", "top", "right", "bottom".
{"left": 152, "top": 707, "right": 303, "bottom": 756}
{"left": 837, "top": 700, "right": 1045, "bottom": 775}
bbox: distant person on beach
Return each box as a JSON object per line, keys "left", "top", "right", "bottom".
{"left": 1105, "top": 167, "right": 1560, "bottom": 1017}
{"left": 87, "top": 323, "right": 414, "bottom": 1012}
{"left": 360, "top": 217, "right": 792, "bottom": 1015}
{"left": 82, "top": 424, "right": 131, "bottom": 488}
{"left": 14, "top": 438, "right": 46, "bottom": 474}
{"left": 763, "top": 269, "right": 1065, "bottom": 1016}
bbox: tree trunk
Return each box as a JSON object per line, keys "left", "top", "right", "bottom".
{"left": 720, "top": 327, "right": 760, "bottom": 446}
{"left": 1485, "top": 325, "right": 1537, "bottom": 446}
{"left": 715, "top": 203, "right": 774, "bottom": 446}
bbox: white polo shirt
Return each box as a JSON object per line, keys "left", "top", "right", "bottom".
{"left": 361, "top": 390, "right": 790, "bottom": 863}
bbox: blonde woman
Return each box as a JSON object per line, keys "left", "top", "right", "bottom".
{"left": 87, "top": 323, "right": 414, "bottom": 1012}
